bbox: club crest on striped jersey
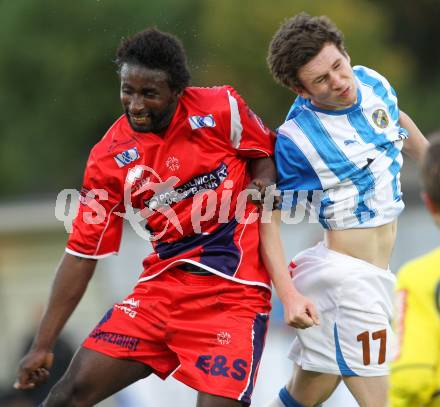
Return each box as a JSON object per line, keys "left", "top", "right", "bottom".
{"left": 189, "top": 114, "right": 216, "bottom": 130}
{"left": 372, "top": 109, "right": 389, "bottom": 129}
{"left": 114, "top": 147, "right": 140, "bottom": 168}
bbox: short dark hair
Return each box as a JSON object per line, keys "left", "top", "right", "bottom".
{"left": 267, "top": 12, "right": 346, "bottom": 89}
{"left": 115, "top": 28, "right": 191, "bottom": 93}
{"left": 422, "top": 135, "right": 440, "bottom": 209}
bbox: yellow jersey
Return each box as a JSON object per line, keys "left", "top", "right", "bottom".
{"left": 390, "top": 248, "right": 440, "bottom": 407}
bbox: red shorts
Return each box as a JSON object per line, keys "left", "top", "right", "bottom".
{"left": 82, "top": 269, "right": 271, "bottom": 404}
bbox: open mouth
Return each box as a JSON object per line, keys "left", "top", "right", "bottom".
{"left": 130, "top": 114, "right": 151, "bottom": 125}
{"left": 133, "top": 118, "right": 147, "bottom": 125}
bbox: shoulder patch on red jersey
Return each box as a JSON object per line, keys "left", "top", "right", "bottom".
{"left": 113, "top": 147, "right": 141, "bottom": 167}
{"left": 189, "top": 114, "right": 216, "bottom": 130}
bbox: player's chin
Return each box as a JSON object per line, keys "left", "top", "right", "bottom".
{"left": 129, "top": 121, "right": 153, "bottom": 133}
{"left": 340, "top": 92, "right": 357, "bottom": 105}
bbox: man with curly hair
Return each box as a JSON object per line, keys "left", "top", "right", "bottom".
{"left": 262, "top": 12, "right": 428, "bottom": 407}
{"left": 14, "top": 28, "right": 277, "bottom": 407}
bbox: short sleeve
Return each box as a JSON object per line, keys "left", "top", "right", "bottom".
{"left": 66, "top": 149, "right": 125, "bottom": 259}
{"left": 225, "top": 86, "right": 275, "bottom": 158}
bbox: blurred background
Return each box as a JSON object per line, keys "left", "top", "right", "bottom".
{"left": 0, "top": 0, "right": 439, "bottom": 405}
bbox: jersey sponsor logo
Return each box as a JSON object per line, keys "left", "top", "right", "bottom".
{"left": 344, "top": 136, "right": 359, "bottom": 146}
{"left": 372, "top": 109, "right": 389, "bottom": 129}
{"left": 195, "top": 355, "right": 247, "bottom": 381}
{"left": 189, "top": 114, "right": 216, "bottom": 130}
{"left": 217, "top": 331, "right": 232, "bottom": 345}
{"left": 144, "top": 162, "right": 228, "bottom": 210}
{"left": 166, "top": 156, "right": 180, "bottom": 171}
{"left": 114, "top": 147, "right": 140, "bottom": 168}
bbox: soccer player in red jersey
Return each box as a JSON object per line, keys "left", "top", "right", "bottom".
{"left": 14, "top": 28, "right": 277, "bottom": 406}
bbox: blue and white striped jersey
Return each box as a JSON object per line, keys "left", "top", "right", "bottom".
{"left": 276, "top": 65, "right": 408, "bottom": 230}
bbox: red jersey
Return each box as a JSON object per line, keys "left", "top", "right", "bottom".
{"left": 66, "top": 86, "right": 275, "bottom": 289}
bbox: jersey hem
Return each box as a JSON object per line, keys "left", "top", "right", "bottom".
{"left": 237, "top": 147, "right": 271, "bottom": 157}
{"left": 137, "top": 258, "right": 271, "bottom": 291}
{"left": 323, "top": 208, "right": 403, "bottom": 230}
{"left": 318, "top": 241, "right": 392, "bottom": 273}
{"left": 65, "top": 248, "right": 118, "bottom": 259}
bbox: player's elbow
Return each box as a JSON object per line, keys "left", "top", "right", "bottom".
{"left": 390, "top": 367, "right": 436, "bottom": 406}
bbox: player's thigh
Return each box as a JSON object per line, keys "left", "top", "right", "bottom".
{"left": 286, "top": 364, "right": 341, "bottom": 406}
{"left": 48, "top": 347, "right": 153, "bottom": 405}
{"left": 343, "top": 375, "right": 388, "bottom": 407}
{"left": 171, "top": 278, "right": 271, "bottom": 405}
{"left": 197, "top": 391, "right": 248, "bottom": 407}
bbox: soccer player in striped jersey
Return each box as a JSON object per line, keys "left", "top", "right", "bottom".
{"left": 390, "top": 136, "right": 440, "bottom": 406}
{"left": 261, "top": 13, "right": 429, "bottom": 407}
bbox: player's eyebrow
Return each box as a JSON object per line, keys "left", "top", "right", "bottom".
{"left": 313, "top": 58, "right": 343, "bottom": 83}
{"left": 332, "top": 58, "right": 341, "bottom": 68}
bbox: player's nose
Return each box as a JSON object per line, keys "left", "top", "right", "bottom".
{"left": 129, "top": 95, "right": 145, "bottom": 114}
{"left": 329, "top": 72, "right": 344, "bottom": 90}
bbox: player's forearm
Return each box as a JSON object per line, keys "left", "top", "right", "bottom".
{"left": 399, "top": 110, "right": 429, "bottom": 162}
{"left": 249, "top": 156, "right": 276, "bottom": 185}
{"left": 31, "top": 253, "right": 97, "bottom": 351}
{"left": 260, "top": 210, "right": 300, "bottom": 303}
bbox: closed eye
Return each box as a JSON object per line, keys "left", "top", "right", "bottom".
{"left": 315, "top": 76, "right": 326, "bottom": 84}
{"left": 121, "top": 86, "right": 133, "bottom": 95}
{"left": 143, "top": 90, "right": 158, "bottom": 98}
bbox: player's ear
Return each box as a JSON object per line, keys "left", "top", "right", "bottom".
{"left": 292, "top": 85, "right": 310, "bottom": 99}
{"left": 169, "top": 89, "right": 181, "bottom": 104}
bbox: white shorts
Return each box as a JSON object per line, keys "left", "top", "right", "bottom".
{"left": 288, "top": 242, "right": 396, "bottom": 377}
